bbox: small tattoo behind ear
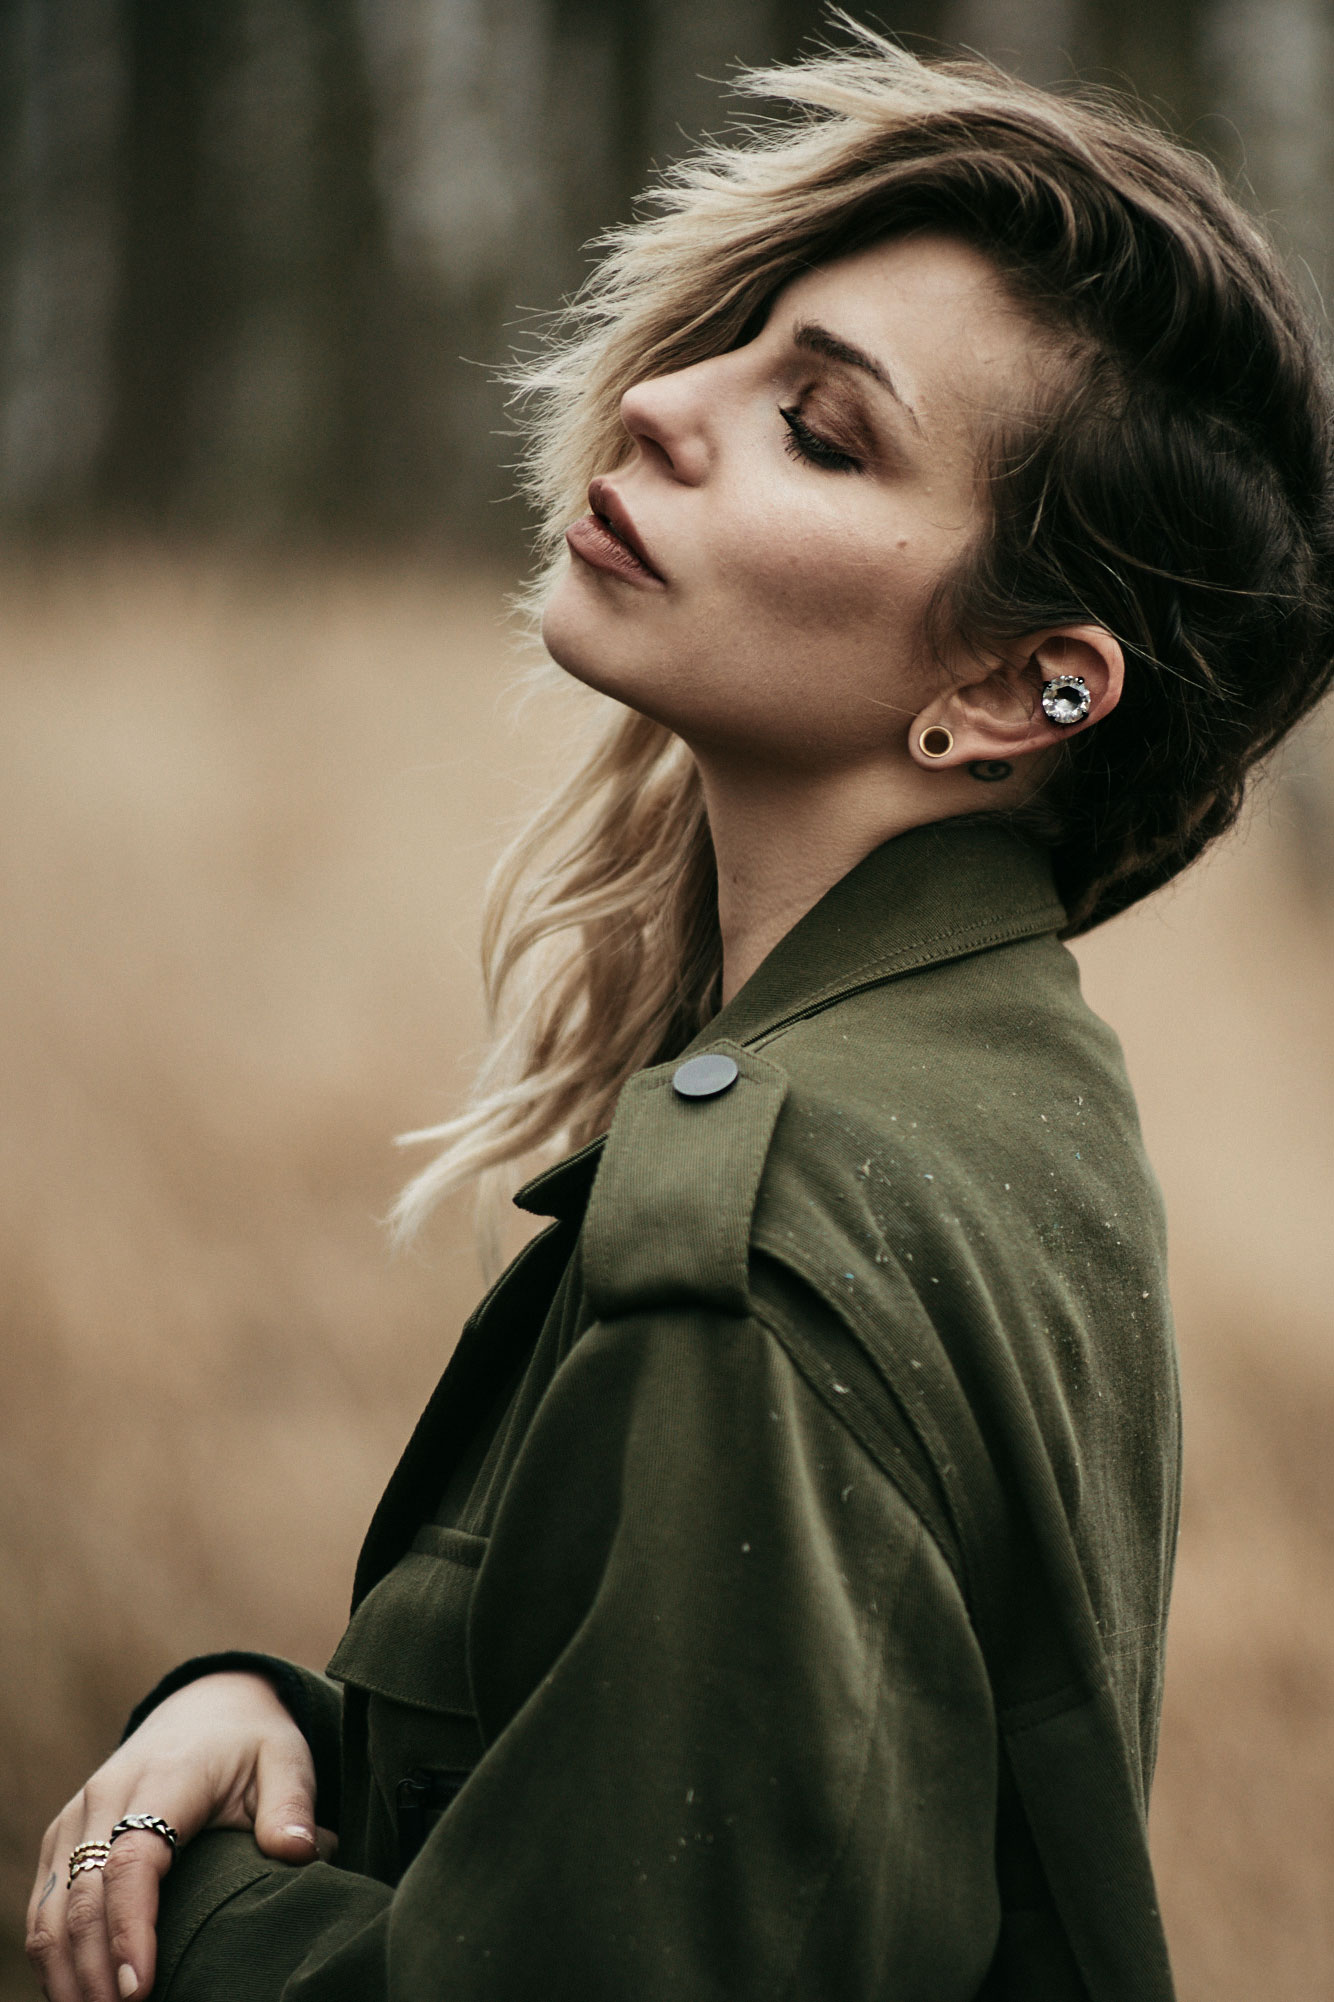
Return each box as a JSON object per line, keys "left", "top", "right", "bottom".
{"left": 969, "top": 760, "right": 1013, "bottom": 782}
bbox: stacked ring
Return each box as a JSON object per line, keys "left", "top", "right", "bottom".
{"left": 109, "top": 1814, "right": 180, "bottom": 1854}
{"left": 67, "top": 1842, "right": 111, "bottom": 1886}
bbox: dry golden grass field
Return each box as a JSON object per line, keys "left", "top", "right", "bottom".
{"left": 0, "top": 553, "right": 1330, "bottom": 1998}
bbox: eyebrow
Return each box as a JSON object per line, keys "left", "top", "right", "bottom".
{"left": 792, "top": 320, "right": 921, "bottom": 430}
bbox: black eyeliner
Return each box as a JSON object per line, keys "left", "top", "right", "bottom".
{"left": 779, "top": 405, "right": 863, "bottom": 473}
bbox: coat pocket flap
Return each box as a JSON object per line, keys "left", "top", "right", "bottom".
{"left": 327, "top": 1527, "right": 487, "bottom": 1716}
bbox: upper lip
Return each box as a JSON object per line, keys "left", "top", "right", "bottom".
{"left": 587, "top": 478, "right": 664, "bottom": 580}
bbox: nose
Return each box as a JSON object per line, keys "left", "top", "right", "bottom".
{"left": 619, "top": 362, "right": 714, "bottom": 485}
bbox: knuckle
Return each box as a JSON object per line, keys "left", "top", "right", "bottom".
{"left": 101, "top": 1845, "right": 138, "bottom": 1885}
{"left": 25, "top": 1918, "right": 56, "bottom": 1964}
{"left": 106, "top": 1913, "right": 138, "bottom": 1959}
{"left": 107, "top": 1929, "right": 138, "bottom": 1972}
{"left": 65, "top": 1895, "right": 104, "bottom": 1947}
{"left": 44, "top": 1793, "right": 82, "bottom": 1848}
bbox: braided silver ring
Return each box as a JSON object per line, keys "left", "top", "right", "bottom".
{"left": 109, "top": 1814, "right": 179, "bottom": 1854}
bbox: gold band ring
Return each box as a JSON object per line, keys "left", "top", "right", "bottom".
{"left": 69, "top": 1841, "right": 111, "bottom": 1864}
{"left": 67, "top": 1845, "right": 111, "bottom": 1886}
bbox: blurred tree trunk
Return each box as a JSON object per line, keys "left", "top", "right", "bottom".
{"left": 95, "top": 0, "right": 209, "bottom": 525}
{"left": 1078, "top": 0, "right": 1208, "bottom": 131}
{"left": 97, "top": 0, "right": 398, "bottom": 538}
{"left": 948, "top": 0, "right": 1208, "bottom": 115}
{"left": 1, "top": 0, "right": 1331, "bottom": 557}
{"left": 0, "top": 0, "right": 122, "bottom": 525}
{"left": 1202, "top": 0, "right": 1334, "bottom": 897}
{"left": 354, "top": 0, "right": 847, "bottom": 541}
{"left": 0, "top": 0, "right": 944, "bottom": 550}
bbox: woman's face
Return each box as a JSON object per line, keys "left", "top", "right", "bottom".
{"left": 542, "top": 233, "right": 1043, "bottom": 772}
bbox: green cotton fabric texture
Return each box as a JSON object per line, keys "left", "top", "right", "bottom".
{"left": 148, "top": 818, "right": 1181, "bottom": 2002}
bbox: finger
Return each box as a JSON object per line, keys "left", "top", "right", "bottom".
{"left": 28, "top": 1840, "right": 64, "bottom": 1939}
{"left": 102, "top": 1834, "right": 172, "bottom": 2002}
{"left": 30, "top": 1798, "right": 83, "bottom": 1924}
{"left": 64, "top": 1863, "right": 118, "bottom": 2002}
{"left": 27, "top": 1810, "right": 96, "bottom": 2002}
{"left": 314, "top": 1826, "right": 339, "bottom": 1863}
{"left": 26, "top": 1862, "right": 82, "bottom": 2002}
{"left": 249, "top": 1738, "right": 319, "bottom": 1861}
{"left": 31, "top": 1834, "right": 58, "bottom": 1917}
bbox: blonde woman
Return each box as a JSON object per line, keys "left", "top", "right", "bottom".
{"left": 29, "top": 28, "right": 1334, "bottom": 2002}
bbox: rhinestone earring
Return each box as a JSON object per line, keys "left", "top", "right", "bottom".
{"left": 1041, "top": 675, "right": 1092, "bottom": 725}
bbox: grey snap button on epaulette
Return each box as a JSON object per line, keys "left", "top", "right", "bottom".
{"left": 672, "top": 1052, "right": 739, "bottom": 1099}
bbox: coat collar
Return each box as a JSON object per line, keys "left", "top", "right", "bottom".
{"left": 515, "top": 818, "right": 1065, "bottom": 1223}
{"left": 687, "top": 817, "right": 1066, "bottom": 1053}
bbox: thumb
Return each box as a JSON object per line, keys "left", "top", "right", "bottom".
{"left": 250, "top": 1739, "right": 320, "bottom": 1863}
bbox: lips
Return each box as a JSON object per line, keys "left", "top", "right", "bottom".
{"left": 566, "top": 479, "right": 665, "bottom": 585}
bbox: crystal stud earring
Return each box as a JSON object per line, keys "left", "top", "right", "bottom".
{"left": 1041, "top": 674, "right": 1092, "bottom": 726}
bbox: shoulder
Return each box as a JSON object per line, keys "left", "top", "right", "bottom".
{"left": 751, "top": 927, "right": 1168, "bottom": 1290}
{"left": 582, "top": 926, "right": 1163, "bottom": 1323}
{"left": 576, "top": 1035, "right": 990, "bottom": 1615}
{"left": 577, "top": 1052, "right": 972, "bottom": 1600}
{"left": 580, "top": 932, "right": 1176, "bottom": 1541}
{"left": 580, "top": 1040, "right": 788, "bottom": 1320}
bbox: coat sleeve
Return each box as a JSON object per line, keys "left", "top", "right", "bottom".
{"left": 156, "top": 1290, "right": 1002, "bottom": 2002}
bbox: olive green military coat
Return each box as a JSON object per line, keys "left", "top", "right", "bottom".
{"left": 136, "top": 819, "right": 1181, "bottom": 2001}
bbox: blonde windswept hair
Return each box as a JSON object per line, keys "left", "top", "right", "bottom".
{"left": 393, "top": 21, "right": 953, "bottom": 1246}
{"left": 394, "top": 17, "right": 1334, "bottom": 1250}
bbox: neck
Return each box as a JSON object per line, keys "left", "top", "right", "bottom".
{"left": 697, "top": 754, "right": 942, "bottom": 1004}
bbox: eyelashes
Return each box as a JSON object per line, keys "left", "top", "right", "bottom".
{"left": 779, "top": 404, "right": 863, "bottom": 474}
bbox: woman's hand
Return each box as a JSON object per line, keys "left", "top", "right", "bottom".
{"left": 25, "top": 1671, "right": 333, "bottom": 2002}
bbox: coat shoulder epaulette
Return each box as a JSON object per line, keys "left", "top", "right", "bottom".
{"left": 581, "top": 1039, "right": 788, "bottom": 1319}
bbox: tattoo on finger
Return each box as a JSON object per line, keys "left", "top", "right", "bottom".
{"left": 38, "top": 1873, "right": 57, "bottom": 1908}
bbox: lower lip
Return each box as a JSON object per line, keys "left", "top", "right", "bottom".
{"left": 566, "top": 513, "right": 664, "bottom": 586}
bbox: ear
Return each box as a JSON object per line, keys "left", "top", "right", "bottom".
{"left": 909, "top": 625, "right": 1124, "bottom": 769}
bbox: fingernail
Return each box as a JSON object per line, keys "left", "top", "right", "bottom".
{"left": 281, "top": 1824, "right": 316, "bottom": 1847}
{"left": 117, "top": 1965, "right": 139, "bottom": 1999}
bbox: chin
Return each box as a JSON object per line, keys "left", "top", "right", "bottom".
{"left": 541, "top": 576, "right": 648, "bottom": 707}
{"left": 540, "top": 565, "right": 725, "bottom": 744}
{"left": 539, "top": 581, "right": 590, "bottom": 679}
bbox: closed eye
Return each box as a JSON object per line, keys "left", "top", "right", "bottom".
{"left": 779, "top": 406, "right": 863, "bottom": 474}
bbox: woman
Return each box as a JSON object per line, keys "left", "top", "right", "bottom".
{"left": 27, "top": 29, "right": 1334, "bottom": 2002}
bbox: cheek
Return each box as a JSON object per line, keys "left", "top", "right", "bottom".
{"left": 539, "top": 481, "right": 964, "bottom": 761}
{"left": 712, "top": 491, "right": 943, "bottom": 670}
{"left": 680, "top": 495, "right": 964, "bottom": 754}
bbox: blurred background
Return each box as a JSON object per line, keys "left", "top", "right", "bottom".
{"left": 0, "top": 3, "right": 1331, "bottom": 1997}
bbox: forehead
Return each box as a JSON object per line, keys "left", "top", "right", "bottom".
{"left": 775, "top": 233, "right": 1042, "bottom": 427}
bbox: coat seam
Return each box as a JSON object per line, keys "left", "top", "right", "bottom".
{"left": 749, "top": 1248, "right": 1090, "bottom": 1723}
{"left": 748, "top": 1233, "right": 986, "bottom": 1605}
{"left": 156, "top": 1852, "right": 276, "bottom": 1994}
{"left": 774, "top": 1522, "right": 928, "bottom": 2002}
{"left": 751, "top": 1301, "right": 970, "bottom": 1614}
{"left": 743, "top": 909, "right": 1064, "bottom": 1049}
